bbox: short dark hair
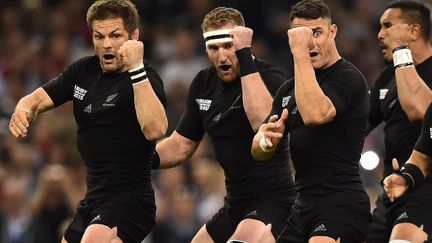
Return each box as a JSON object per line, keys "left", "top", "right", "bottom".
{"left": 201, "top": 7, "right": 245, "bottom": 32}
{"left": 387, "top": 0, "right": 431, "bottom": 40}
{"left": 86, "top": 0, "right": 140, "bottom": 36}
{"left": 289, "top": 0, "right": 332, "bottom": 25}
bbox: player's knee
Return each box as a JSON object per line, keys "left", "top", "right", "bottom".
{"left": 390, "top": 223, "right": 428, "bottom": 243}
{"left": 81, "top": 224, "right": 123, "bottom": 243}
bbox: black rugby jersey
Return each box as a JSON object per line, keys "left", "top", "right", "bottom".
{"left": 270, "top": 58, "right": 369, "bottom": 198}
{"left": 369, "top": 57, "right": 432, "bottom": 179}
{"left": 176, "top": 58, "right": 297, "bottom": 203}
{"left": 42, "top": 55, "right": 166, "bottom": 200}
{"left": 414, "top": 103, "right": 432, "bottom": 158}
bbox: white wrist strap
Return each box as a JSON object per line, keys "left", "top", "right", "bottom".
{"left": 393, "top": 47, "right": 413, "bottom": 68}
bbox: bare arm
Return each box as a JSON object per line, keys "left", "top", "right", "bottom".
{"left": 241, "top": 72, "right": 273, "bottom": 131}
{"left": 288, "top": 27, "right": 336, "bottom": 126}
{"left": 9, "top": 87, "right": 55, "bottom": 138}
{"left": 119, "top": 40, "right": 168, "bottom": 141}
{"left": 133, "top": 81, "right": 168, "bottom": 141}
{"left": 395, "top": 67, "right": 432, "bottom": 121}
{"left": 384, "top": 24, "right": 432, "bottom": 121}
{"left": 231, "top": 26, "right": 273, "bottom": 131}
{"left": 407, "top": 150, "right": 432, "bottom": 175}
{"left": 156, "top": 131, "right": 200, "bottom": 169}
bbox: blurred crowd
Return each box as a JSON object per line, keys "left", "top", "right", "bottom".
{"left": 0, "top": 0, "right": 431, "bottom": 242}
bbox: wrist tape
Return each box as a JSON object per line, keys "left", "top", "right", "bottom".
{"left": 392, "top": 46, "right": 413, "bottom": 69}
{"left": 397, "top": 163, "right": 425, "bottom": 191}
{"left": 235, "top": 47, "right": 258, "bottom": 77}
{"left": 259, "top": 135, "right": 275, "bottom": 153}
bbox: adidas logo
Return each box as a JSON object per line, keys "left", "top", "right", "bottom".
{"left": 91, "top": 214, "right": 101, "bottom": 223}
{"left": 397, "top": 212, "right": 408, "bottom": 221}
{"left": 314, "top": 224, "right": 327, "bottom": 232}
{"left": 291, "top": 107, "right": 298, "bottom": 114}
{"left": 245, "top": 210, "right": 258, "bottom": 217}
{"left": 429, "top": 127, "right": 432, "bottom": 139}
{"left": 213, "top": 113, "right": 221, "bottom": 122}
{"left": 84, "top": 104, "right": 92, "bottom": 113}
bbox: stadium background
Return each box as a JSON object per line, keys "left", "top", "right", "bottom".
{"left": 0, "top": 0, "right": 431, "bottom": 242}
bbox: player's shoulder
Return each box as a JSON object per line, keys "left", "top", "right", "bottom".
{"left": 69, "top": 55, "right": 100, "bottom": 71}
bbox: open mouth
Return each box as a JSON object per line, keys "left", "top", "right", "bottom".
{"left": 219, "top": 65, "right": 231, "bottom": 72}
{"left": 309, "top": 51, "right": 318, "bottom": 58}
{"left": 103, "top": 53, "right": 116, "bottom": 61}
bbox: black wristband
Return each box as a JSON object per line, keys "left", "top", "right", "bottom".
{"left": 151, "top": 151, "right": 160, "bottom": 169}
{"left": 400, "top": 163, "right": 425, "bottom": 191}
{"left": 235, "top": 47, "right": 257, "bottom": 77}
{"left": 129, "top": 64, "right": 149, "bottom": 84}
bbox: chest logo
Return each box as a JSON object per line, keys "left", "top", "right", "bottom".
{"left": 379, "top": 89, "right": 388, "bottom": 100}
{"left": 429, "top": 127, "right": 432, "bottom": 139}
{"left": 103, "top": 93, "right": 118, "bottom": 107}
{"left": 73, "top": 85, "right": 88, "bottom": 100}
{"left": 282, "top": 96, "right": 291, "bottom": 107}
{"left": 196, "top": 99, "right": 212, "bottom": 111}
{"left": 291, "top": 106, "right": 298, "bottom": 114}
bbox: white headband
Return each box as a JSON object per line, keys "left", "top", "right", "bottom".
{"left": 203, "top": 29, "right": 233, "bottom": 47}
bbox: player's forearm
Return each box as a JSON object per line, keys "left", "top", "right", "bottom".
{"left": 133, "top": 82, "right": 167, "bottom": 141}
{"left": 241, "top": 73, "right": 273, "bottom": 131}
{"left": 15, "top": 88, "right": 54, "bottom": 114}
{"left": 407, "top": 150, "right": 432, "bottom": 176}
{"left": 156, "top": 133, "right": 198, "bottom": 169}
{"left": 395, "top": 67, "right": 432, "bottom": 121}
{"left": 293, "top": 54, "right": 335, "bottom": 125}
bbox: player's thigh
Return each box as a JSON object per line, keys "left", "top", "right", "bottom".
{"left": 191, "top": 224, "right": 215, "bottom": 243}
{"left": 366, "top": 194, "right": 391, "bottom": 243}
{"left": 309, "top": 202, "right": 371, "bottom": 242}
{"left": 230, "top": 218, "right": 274, "bottom": 243}
{"left": 240, "top": 200, "right": 292, "bottom": 239}
{"left": 81, "top": 224, "right": 122, "bottom": 243}
{"left": 390, "top": 223, "right": 428, "bottom": 243}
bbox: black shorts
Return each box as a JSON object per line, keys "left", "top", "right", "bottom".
{"left": 277, "top": 194, "right": 371, "bottom": 243}
{"left": 206, "top": 197, "right": 294, "bottom": 243}
{"left": 63, "top": 195, "right": 156, "bottom": 243}
{"left": 366, "top": 181, "right": 432, "bottom": 243}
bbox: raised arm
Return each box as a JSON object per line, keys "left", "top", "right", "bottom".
{"left": 9, "top": 87, "right": 55, "bottom": 138}
{"left": 156, "top": 131, "right": 200, "bottom": 169}
{"left": 119, "top": 40, "right": 168, "bottom": 141}
{"left": 231, "top": 26, "right": 273, "bottom": 132}
{"left": 386, "top": 23, "right": 432, "bottom": 121}
{"left": 395, "top": 67, "right": 432, "bottom": 121}
{"left": 288, "top": 27, "right": 336, "bottom": 126}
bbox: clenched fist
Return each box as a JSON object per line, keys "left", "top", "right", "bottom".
{"left": 230, "top": 26, "right": 253, "bottom": 51}
{"left": 118, "top": 40, "right": 144, "bottom": 70}
{"left": 287, "top": 27, "right": 315, "bottom": 56}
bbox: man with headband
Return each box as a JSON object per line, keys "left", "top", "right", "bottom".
{"left": 153, "top": 6, "right": 297, "bottom": 243}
